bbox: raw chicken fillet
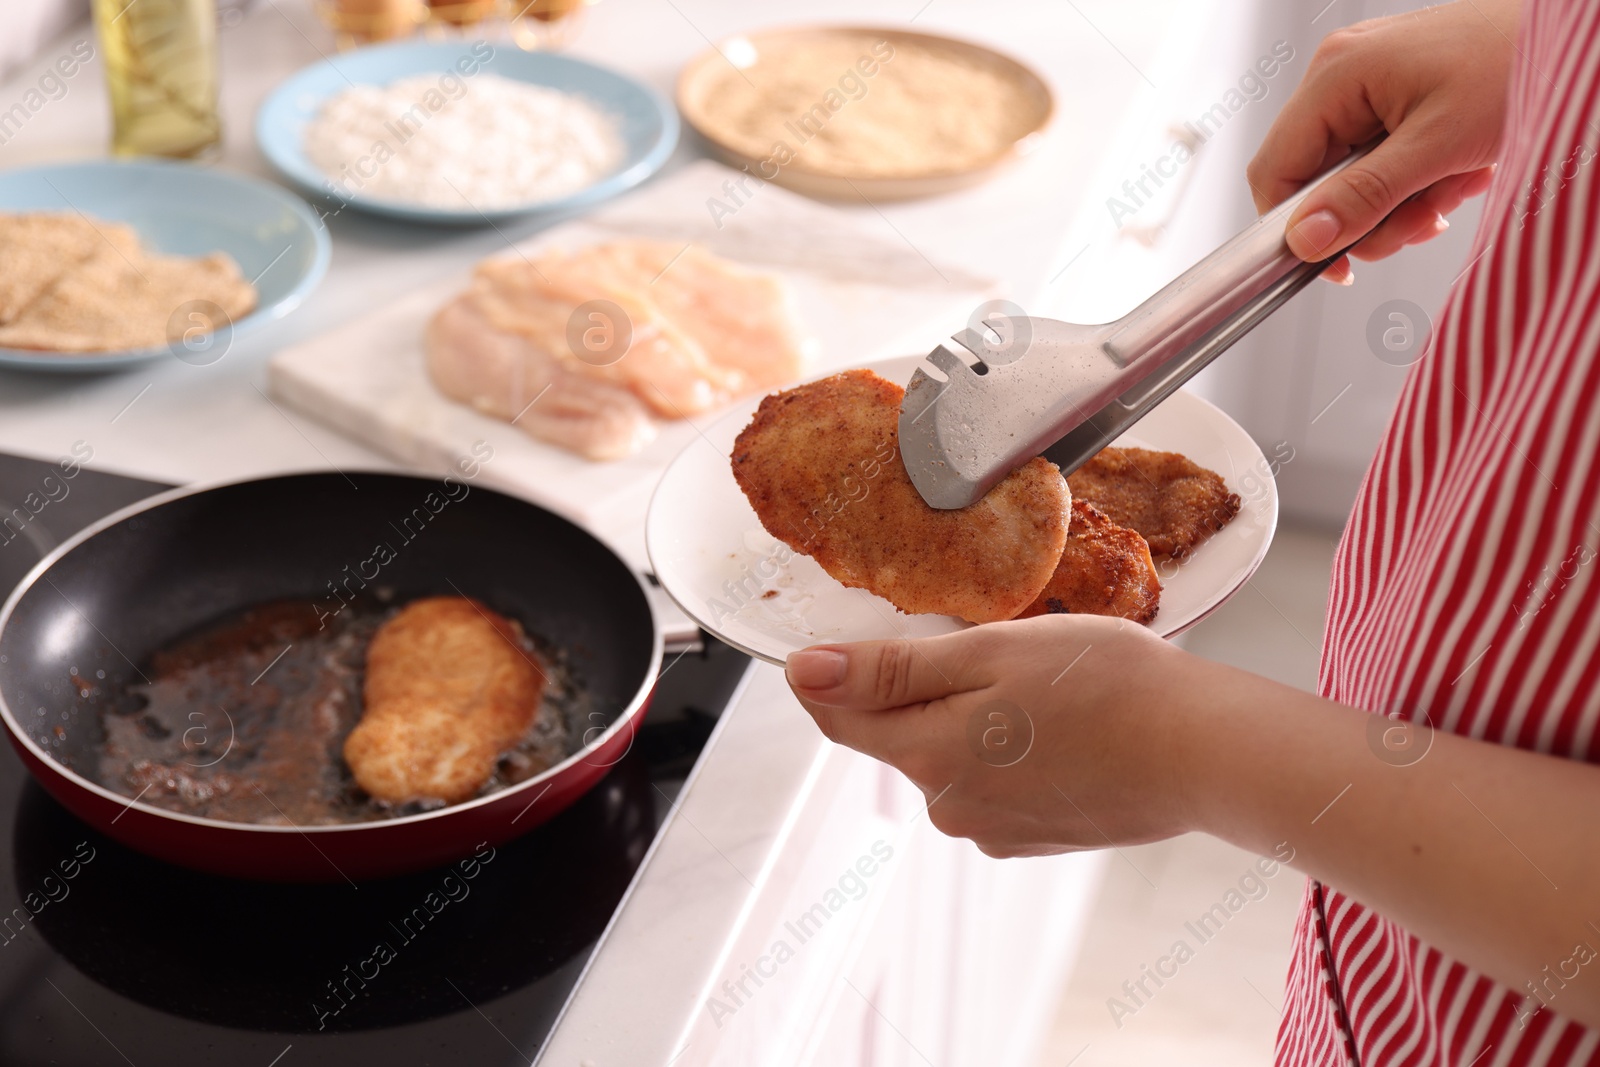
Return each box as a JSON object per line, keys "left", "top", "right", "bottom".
{"left": 427, "top": 241, "right": 809, "bottom": 460}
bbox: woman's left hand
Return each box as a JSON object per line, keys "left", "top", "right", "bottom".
{"left": 784, "top": 614, "right": 1207, "bottom": 857}
{"left": 789, "top": 606, "right": 1600, "bottom": 1035}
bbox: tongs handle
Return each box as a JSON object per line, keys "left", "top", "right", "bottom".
{"left": 1042, "top": 140, "right": 1378, "bottom": 476}
{"left": 1106, "top": 140, "right": 1376, "bottom": 369}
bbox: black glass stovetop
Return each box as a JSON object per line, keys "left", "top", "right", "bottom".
{"left": 0, "top": 452, "right": 749, "bottom": 1065}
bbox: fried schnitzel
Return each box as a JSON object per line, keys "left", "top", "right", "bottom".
{"left": 1015, "top": 501, "right": 1161, "bottom": 623}
{"left": 343, "top": 597, "right": 544, "bottom": 805}
{"left": 1066, "top": 446, "right": 1241, "bottom": 559}
{"left": 731, "top": 369, "right": 1071, "bottom": 623}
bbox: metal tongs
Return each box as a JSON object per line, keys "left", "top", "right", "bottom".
{"left": 899, "top": 142, "right": 1376, "bottom": 509}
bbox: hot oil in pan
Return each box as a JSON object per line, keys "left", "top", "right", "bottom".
{"left": 92, "top": 598, "right": 587, "bottom": 825}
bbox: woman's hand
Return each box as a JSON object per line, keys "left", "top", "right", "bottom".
{"left": 786, "top": 612, "right": 1600, "bottom": 1031}
{"left": 784, "top": 614, "right": 1203, "bottom": 857}
{"left": 1248, "top": 0, "right": 1517, "bottom": 281}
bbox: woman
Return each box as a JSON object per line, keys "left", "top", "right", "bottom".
{"left": 784, "top": 0, "right": 1600, "bottom": 1062}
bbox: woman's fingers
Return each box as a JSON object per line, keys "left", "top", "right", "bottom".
{"left": 1245, "top": 3, "right": 1513, "bottom": 273}
{"left": 1319, "top": 165, "right": 1495, "bottom": 269}
{"left": 786, "top": 634, "right": 969, "bottom": 713}
{"left": 785, "top": 630, "right": 996, "bottom": 768}
{"left": 1282, "top": 122, "right": 1461, "bottom": 260}
{"left": 1415, "top": 165, "right": 1496, "bottom": 222}
{"left": 1347, "top": 199, "right": 1449, "bottom": 262}
{"left": 1246, "top": 26, "right": 1392, "bottom": 214}
{"left": 779, "top": 615, "right": 1205, "bottom": 853}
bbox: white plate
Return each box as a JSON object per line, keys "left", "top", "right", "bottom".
{"left": 646, "top": 355, "right": 1280, "bottom": 665}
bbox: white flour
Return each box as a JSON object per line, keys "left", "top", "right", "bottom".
{"left": 304, "top": 73, "right": 625, "bottom": 209}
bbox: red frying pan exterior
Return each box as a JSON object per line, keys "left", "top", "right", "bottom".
{"left": 4, "top": 706, "right": 644, "bottom": 882}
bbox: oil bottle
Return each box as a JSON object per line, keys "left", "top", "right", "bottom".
{"left": 93, "top": 0, "right": 222, "bottom": 158}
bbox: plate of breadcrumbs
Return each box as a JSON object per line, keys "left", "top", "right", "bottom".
{"left": 678, "top": 26, "right": 1053, "bottom": 201}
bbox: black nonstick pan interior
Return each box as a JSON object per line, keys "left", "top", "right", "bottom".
{"left": 0, "top": 470, "right": 658, "bottom": 798}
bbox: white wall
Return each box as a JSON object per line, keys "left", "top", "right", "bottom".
{"left": 1028, "top": 0, "right": 1481, "bottom": 532}
{"left": 1, "top": 0, "right": 88, "bottom": 84}
{"left": 1194, "top": 0, "right": 1483, "bottom": 529}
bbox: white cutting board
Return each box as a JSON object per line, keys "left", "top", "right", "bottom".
{"left": 268, "top": 161, "right": 995, "bottom": 570}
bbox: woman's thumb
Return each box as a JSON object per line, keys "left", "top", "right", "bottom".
{"left": 787, "top": 639, "right": 954, "bottom": 711}
{"left": 1284, "top": 134, "right": 1441, "bottom": 260}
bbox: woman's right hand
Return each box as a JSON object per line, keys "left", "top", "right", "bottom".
{"left": 1247, "top": 0, "right": 1519, "bottom": 282}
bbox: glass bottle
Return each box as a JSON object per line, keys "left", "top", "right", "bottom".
{"left": 93, "top": 0, "right": 223, "bottom": 159}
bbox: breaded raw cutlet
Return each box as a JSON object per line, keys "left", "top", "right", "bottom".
{"left": 0, "top": 239, "right": 256, "bottom": 352}
{"left": 0, "top": 213, "right": 132, "bottom": 324}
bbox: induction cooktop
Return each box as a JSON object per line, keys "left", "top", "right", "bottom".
{"left": 0, "top": 451, "right": 750, "bottom": 1065}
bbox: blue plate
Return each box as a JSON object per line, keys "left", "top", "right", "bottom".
{"left": 0, "top": 160, "right": 330, "bottom": 373}
{"left": 255, "top": 40, "right": 679, "bottom": 224}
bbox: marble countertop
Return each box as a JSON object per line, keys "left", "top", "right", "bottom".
{"left": 0, "top": 0, "right": 1181, "bottom": 500}
{"left": 0, "top": 0, "right": 1201, "bottom": 1060}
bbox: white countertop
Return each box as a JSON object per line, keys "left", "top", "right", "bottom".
{"left": 0, "top": 0, "right": 1179, "bottom": 496}
{"left": 0, "top": 2, "right": 1205, "bottom": 1061}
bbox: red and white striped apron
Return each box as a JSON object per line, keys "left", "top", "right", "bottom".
{"left": 1278, "top": 0, "right": 1600, "bottom": 1063}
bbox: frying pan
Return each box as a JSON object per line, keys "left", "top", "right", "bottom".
{"left": 0, "top": 471, "right": 662, "bottom": 882}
